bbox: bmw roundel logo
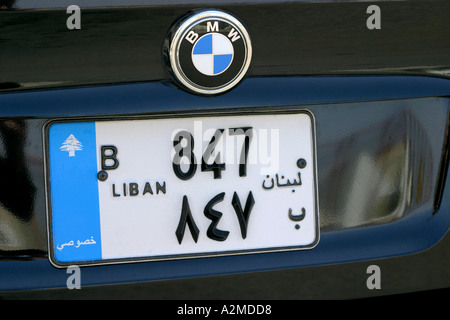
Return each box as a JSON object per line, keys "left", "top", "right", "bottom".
{"left": 164, "top": 10, "right": 252, "bottom": 95}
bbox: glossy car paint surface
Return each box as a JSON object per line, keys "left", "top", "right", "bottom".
{"left": 2, "top": 0, "right": 450, "bottom": 91}
{"left": 0, "top": 0, "right": 449, "bottom": 298}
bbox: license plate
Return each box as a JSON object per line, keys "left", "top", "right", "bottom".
{"left": 45, "top": 111, "right": 319, "bottom": 267}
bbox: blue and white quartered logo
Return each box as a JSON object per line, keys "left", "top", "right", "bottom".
{"left": 165, "top": 9, "right": 252, "bottom": 95}
{"left": 192, "top": 33, "right": 234, "bottom": 76}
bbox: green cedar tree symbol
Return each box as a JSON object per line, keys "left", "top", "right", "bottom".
{"left": 60, "top": 134, "right": 83, "bottom": 157}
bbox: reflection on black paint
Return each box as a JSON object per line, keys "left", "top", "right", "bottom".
{"left": 0, "top": 0, "right": 16, "bottom": 9}
{"left": 0, "top": 120, "right": 36, "bottom": 222}
{"left": 0, "top": 82, "right": 20, "bottom": 90}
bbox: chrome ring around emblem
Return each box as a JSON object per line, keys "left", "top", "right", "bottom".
{"left": 164, "top": 10, "right": 252, "bottom": 95}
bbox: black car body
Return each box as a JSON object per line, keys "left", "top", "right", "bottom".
{"left": 0, "top": 0, "right": 449, "bottom": 299}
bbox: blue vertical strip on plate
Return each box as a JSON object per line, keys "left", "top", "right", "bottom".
{"left": 49, "top": 122, "right": 102, "bottom": 263}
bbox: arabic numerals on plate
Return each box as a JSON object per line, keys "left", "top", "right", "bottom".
{"left": 229, "top": 127, "right": 252, "bottom": 177}
{"left": 172, "top": 130, "right": 197, "bottom": 180}
{"left": 201, "top": 129, "right": 226, "bottom": 179}
{"left": 172, "top": 127, "right": 253, "bottom": 180}
{"left": 172, "top": 126, "right": 255, "bottom": 244}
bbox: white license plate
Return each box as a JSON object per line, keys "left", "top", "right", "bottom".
{"left": 45, "top": 111, "right": 319, "bottom": 267}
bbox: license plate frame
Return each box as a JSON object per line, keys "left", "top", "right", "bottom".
{"left": 44, "top": 108, "right": 319, "bottom": 268}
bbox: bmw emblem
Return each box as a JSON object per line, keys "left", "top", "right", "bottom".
{"left": 164, "top": 10, "right": 252, "bottom": 95}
